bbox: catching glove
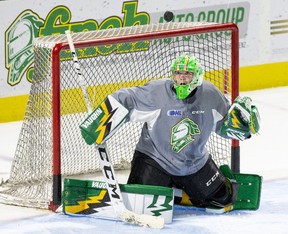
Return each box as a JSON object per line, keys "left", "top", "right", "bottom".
{"left": 221, "top": 96, "right": 260, "bottom": 141}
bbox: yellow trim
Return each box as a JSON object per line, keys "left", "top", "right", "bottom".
{"left": 64, "top": 190, "right": 107, "bottom": 214}
{"left": 240, "top": 61, "right": 288, "bottom": 91}
{"left": 0, "top": 95, "right": 29, "bottom": 123}
{"left": 1, "top": 62, "right": 288, "bottom": 123}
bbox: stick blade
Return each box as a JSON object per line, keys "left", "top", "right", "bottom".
{"left": 119, "top": 209, "right": 165, "bottom": 229}
{"left": 205, "top": 204, "right": 234, "bottom": 214}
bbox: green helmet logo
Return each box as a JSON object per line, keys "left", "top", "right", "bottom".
{"left": 171, "top": 53, "right": 204, "bottom": 99}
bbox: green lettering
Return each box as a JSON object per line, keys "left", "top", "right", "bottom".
{"left": 164, "top": 38, "right": 172, "bottom": 44}
{"left": 231, "top": 8, "right": 237, "bottom": 23}
{"left": 117, "top": 41, "right": 149, "bottom": 53}
{"left": 235, "top": 7, "right": 244, "bottom": 25}
{"left": 183, "top": 35, "right": 191, "bottom": 41}
{"left": 207, "top": 11, "right": 216, "bottom": 22}
{"left": 97, "top": 16, "right": 121, "bottom": 55}
{"left": 60, "top": 50, "right": 72, "bottom": 60}
{"left": 217, "top": 9, "right": 226, "bottom": 23}
{"left": 176, "top": 14, "right": 185, "bottom": 22}
{"left": 26, "top": 67, "right": 33, "bottom": 83}
{"left": 82, "top": 47, "right": 97, "bottom": 58}
{"left": 97, "top": 44, "right": 117, "bottom": 55}
{"left": 133, "top": 41, "right": 149, "bottom": 51}
{"left": 117, "top": 42, "right": 133, "bottom": 53}
{"left": 185, "top": 13, "right": 194, "bottom": 22}
{"left": 39, "top": 6, "right": 98, "bottom": 36}
{"left": 99, "top": 16, "right": 122, "bottom": 29}
{"left": 70, "top": 21, "right": 98, "bottom": 32}
{"left": 122, "top": 1, "right": 149, "bottom": 27}
{"left": 197, "top": 11, "right": 206, "bottom": 22}
{"left": 39, "top": 6, "right": 71, "bottom": 36}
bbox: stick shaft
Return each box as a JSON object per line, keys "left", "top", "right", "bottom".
{"left": 65, "top": 30, "right": 124, "bottom": 212}
{"left": 65, "top": 30, "right": 164, "bottom": 228}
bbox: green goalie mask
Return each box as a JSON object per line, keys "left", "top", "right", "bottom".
{"left": 171, "top": 53, "right": 204, "bottom": 99}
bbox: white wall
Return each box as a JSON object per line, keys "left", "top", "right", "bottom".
{"left": 0, "top": 0, "right": 287, "bottom": 99}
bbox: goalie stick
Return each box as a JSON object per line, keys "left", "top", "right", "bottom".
{"left": 65, "top": 30, "right": 164, "bottom": 229}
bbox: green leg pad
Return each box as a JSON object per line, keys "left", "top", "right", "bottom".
{"left": 233, "top": 173, "right": 262, "bottom": 210}
{"left": 220, "top": 165, "right": 262, "bottom": 210}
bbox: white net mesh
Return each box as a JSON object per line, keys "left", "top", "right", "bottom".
{"left": 0, "top": 22, "right": 238, "bottom": 209}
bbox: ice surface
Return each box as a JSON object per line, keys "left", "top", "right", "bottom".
{"left": 0, "top": 87, "right": 288, "bottom": 233}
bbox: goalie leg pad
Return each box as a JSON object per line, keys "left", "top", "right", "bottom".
{"left": 62, "top": 178, "right": 173, "bottom": 224}
{"left": 220, "top": 165, "right": 262, "bottom": 210}
{"left": 175, "top": 165, "right": 261, "bottom": 212}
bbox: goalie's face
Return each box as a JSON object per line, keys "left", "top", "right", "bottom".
{"left": 173, "top": 70, "right": 196, "bottom": 99}
{"left": 173, "top": 70, "right": 194, "bottom": 85}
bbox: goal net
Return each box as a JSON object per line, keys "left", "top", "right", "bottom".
{"left": 0, "top": 22, "right": 239, "bottom": 210}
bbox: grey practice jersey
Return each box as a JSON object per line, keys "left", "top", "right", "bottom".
{"left": 111, "top": 78, "right": 230, "bottom": 176}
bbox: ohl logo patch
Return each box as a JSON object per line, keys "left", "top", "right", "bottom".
{"left": 167, "top": 110, "right": 182, "bottom": 116}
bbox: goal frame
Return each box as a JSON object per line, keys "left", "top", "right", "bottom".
{"left": 50, "top": 22, "right": 240, "bottom": 210}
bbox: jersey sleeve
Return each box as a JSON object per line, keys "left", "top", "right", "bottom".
{"left": 210, "top": 85, "right": 231, "bottom": 136}
{"left": 111, "top": 81, "right": 161, "bottom": 126}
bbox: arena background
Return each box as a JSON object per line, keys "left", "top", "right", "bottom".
{"left": 0, "top": 0, "right": 287, "bottom": 122}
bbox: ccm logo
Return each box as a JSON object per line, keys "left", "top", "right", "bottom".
{"left": 192, "top": 110, "right": 205, "bottom": 114}
{"left": 206, "top": 171, "right": 219, "bottom": 186}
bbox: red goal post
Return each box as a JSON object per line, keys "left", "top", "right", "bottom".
{"left": 0, "top": 22, "right": 239, "bottom": 210}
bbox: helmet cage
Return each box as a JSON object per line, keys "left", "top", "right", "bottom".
{"left": 171, "top": 53, "right": 204, "bottom": 99}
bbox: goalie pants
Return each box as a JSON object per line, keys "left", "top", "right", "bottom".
{"left": 128, "top": 150, "right": 233, "bottom": 208}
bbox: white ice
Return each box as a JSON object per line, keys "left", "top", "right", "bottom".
{"left": 0, "top": 87, "right": 288, "bottom": 234}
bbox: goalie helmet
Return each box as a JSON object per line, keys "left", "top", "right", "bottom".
{"left": 171, "top": 53, "right": 204, "bottom": 99}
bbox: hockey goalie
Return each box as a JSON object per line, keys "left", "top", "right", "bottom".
{"left": 69, "top": 53, "right": 262, "bottom": 223}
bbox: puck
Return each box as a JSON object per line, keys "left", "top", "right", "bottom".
{"left": 164, "top": 11, "right": 174, "bottom": 22}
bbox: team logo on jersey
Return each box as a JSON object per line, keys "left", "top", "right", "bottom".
{"left": 167, "top": 110, "right": 182, "bottom": 116}
{"left": 171, "top": 118, "right": 201, "bottom": 153}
